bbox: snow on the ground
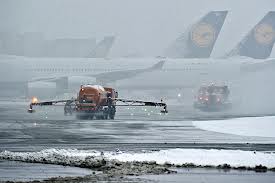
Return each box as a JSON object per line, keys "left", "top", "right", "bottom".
{"left": 107, "top": 149, "right": 275, "bottom": 168}
{"left": 0, "top": 149, "right": 101, "bottom": 166}
{"left": 193, "top": 116, "right": 275, "bottom": 138}
{"left": 1, "top": 148, "right": 275, "bottom": 169}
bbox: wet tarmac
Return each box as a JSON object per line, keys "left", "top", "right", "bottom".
{"left": 0, "top": 101, "right": 275, "bottom": 152}
{"left": 1, "top": 100, "right": 275, "bottom": 182}
{"left": 0, "top": 160, "right": 92, "bottom": 182}
{"left": 140, "top": 168, "right": 275, "bottom": 183}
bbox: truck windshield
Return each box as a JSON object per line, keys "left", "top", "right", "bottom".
{"left": 80, "top": 95, "right": 94, "bottom": 103}
{"left": 80, "top": 99, "right": 93, "bottom": 103}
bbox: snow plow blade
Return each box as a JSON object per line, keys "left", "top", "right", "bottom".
{"left": 194, "top": 102, "right": 232, "bottom": 112}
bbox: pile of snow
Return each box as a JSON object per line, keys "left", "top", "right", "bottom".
{"left": 1, "top": 148, "right": 275, "bottom": 169}
{"left": 0, "top": 149, "right": 103, "bottom": 167}
{"left": 107, "top": 149, "right": 275, "bottom": 168}
{"left": 193, "top": 116, "right": 275, "bottom": 138}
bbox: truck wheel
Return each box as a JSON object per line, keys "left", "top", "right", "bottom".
{"left": 108, "top": 106, "right": 116, "bottom": 120}
{"left": 76, "top": 114, "right": 87, "bottom": 120}
{"left": 95, "top": 116, "right": 103, "bottom": 120}
{"left": 109, "top": 112, "right": 115, "bottom": 120}
{"left": 65, "top": 111, "right": 73, "bottom": 116}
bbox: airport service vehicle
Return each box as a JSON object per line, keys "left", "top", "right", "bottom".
{"left": 193, "top": 84, "right": 232, "bottom": 111}
{"left": 28, "top": 85, "right": 168, "bottom": 119}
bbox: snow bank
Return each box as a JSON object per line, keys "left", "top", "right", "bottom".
{"left": 1, "top": 148, "right": 275, "bottom": 169}
{"left": 193, "top": 116, "right": 275, "bottom": 138}
{"left": 107, "top": 149, "right": 275, "bottom": 168}
{"left": 0, "top": 149, "right": 103, "bottom": 167}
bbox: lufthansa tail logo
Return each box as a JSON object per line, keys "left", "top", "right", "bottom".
{"left": 254, "top": 24, "right": 275, "bottom": 45}
{"left": 191, "top": 23, "right": 216, "bottom": 47}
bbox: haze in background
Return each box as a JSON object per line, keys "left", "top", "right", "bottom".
{"left": 0, "top": 0, "right": 275, "bottom": 58}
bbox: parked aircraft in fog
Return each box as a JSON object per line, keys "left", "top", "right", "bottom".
{"left": 0, "top": 11, "right": 275, "bottom": 96}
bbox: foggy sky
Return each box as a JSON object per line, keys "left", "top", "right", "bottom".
{"left": 1, "top": 0, "right": 275, "bottom": 57}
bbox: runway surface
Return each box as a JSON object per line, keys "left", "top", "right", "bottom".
{"left": 140, "top": 168, "right": 275, "bottom": 183}
{"left": 1, "top": 100, "right": 275, "bottom": 152}
{"left": 0, "top": 160, "right": 92, "bottom": 182}
{"left": 1, "top": 100, "right": 275, "bottom": 182}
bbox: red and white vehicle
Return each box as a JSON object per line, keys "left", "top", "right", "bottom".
{"left": 194, "top": 84, "right": 231, "bottom": 111}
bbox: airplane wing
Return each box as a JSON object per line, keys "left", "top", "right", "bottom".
{"left": 241, "top": 58, "right": 275, "bottom": 72}
{"left": 91, "top": 60, "right": 165, "bottom": 84}
{"left": 30, "top": 76, "right": 69, "bottom": 87}
{"left": 30, "top": 77, "right": 61, "bottom": 82}
{"left": 28, "top": 61, "right": 165, "bottom": 87}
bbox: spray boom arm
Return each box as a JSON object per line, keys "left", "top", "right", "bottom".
{"left": 114, "top": 98, "right": 167, "bottom": 112}
{"left": 28, "top": 98, "right": 168, "bottom": 114}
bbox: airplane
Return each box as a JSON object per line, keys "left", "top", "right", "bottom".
{"left": 0, "top": 35, "right": 115, "bottom": 58}
{"left": 115, "top": 11, "right": 275, "bottom": 91}
{"left": 1, "top": 11, "right": 275, "bottom": 98}
{"left": 164, "top": 11, "right": 227, "bottom": 58}
{"left": 0, "top": 11, "right": 228, "bottom": 97}
{"left": 87, "top": 36, "right": 115, "bottom": 58}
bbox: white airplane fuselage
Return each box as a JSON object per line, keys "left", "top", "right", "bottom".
{"left": 0, "top": 55, "right": 269, "bottom": 92}
{"left": 0, "top": 56, "right": 155, "bottom": 82}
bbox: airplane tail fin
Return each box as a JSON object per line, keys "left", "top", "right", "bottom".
{"left": 149, "top": 60, "right": 165, "bottom": 71}
{"left": 226, "top": 11, "right": 275, "bottom": 59}
{"left": 165, "top": 11, "right": 228, "bottom": 58}
{"left": 87, "top": 36, "right": 115, "bottom": 58}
